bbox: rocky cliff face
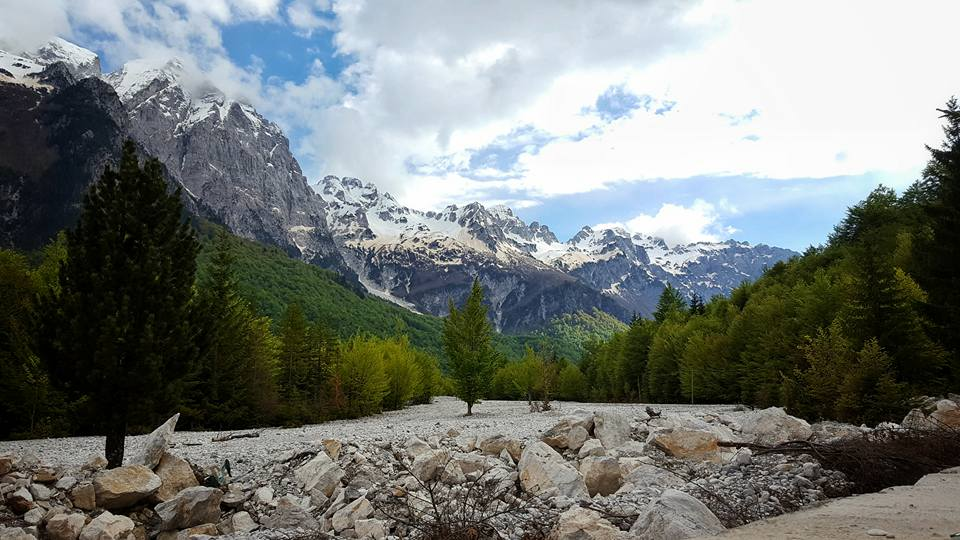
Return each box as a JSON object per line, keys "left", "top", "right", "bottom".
{"left": 316, "top": 176, "right": 795, "bottom": 329}
{"left": 102, "top": 60, "right": 349, "bottom": 274}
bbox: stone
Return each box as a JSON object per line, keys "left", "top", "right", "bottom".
{"left": 322, "top": 439, "right": 342, "bottom": 461}
{"left": 901, "top": 408, "right": 929, "bottom": 430}
{"left": 7, "top": 487, "right": 35, "bottom": 514}
{"left": 404, "top": 437, "right": 431, "bottom": 458}
{"left": 732, "top": 448, "right": 753, "bottom": 467}
{"left": 134, "top": 414, "right": 179, "bottom": 470}
{"left": 866, "top": 529, "right": 890, "bottom": 537}
{"left": 220, "top": 486, "right": 247, "bottom": 509}
{"left": 542, "top": 412, "right": 595, "bottom": 450}
{"left": 294, "top": 452, "right": 343, "bottom": 498}
{"left": 577, "top": 439, "right": 605, "bottom": 459}
{"left": 56, "top": 476, "right": 78, "bottom": 491}
{"left": 930, "top": 399, "right": 960, "bottom": 428}
{"left": 153, "top": 452, "right": 198, "bottom": 502}
{"left": 739, "top": 407, "right": 812, "bottom": 445}
{"left": 651, "top": 430, "right": 721, "bottom": 462}
{"left": 23, "top": 508, "right": 44, "bottom": 526}
{"left": 331, "top": 497, "right": 373, "bottom": 532}
{"left": 264, "top": 495, "right": 318, "bottom": 530}
{"left": 0, "top": 455, "right": 13, "bottom": 476}
{"left": 253, "top": 486, "right": 273, "bottom": 505}
{"left": 594, "top": 411, "right": 632, "bottom": 449}
{"left": 621, "top": 463, "right": 683, "bottom": 490}
{"left": 217, "top": 511, "right": 258, "bottom": 535}
{"left": 552, "top": 507, "right": 630, "bottom": 540}
{"left": 29, "top": 483, "right": 55, "bottom": 501}
{"left": 70, "top": 483, "right": 96, "bottom": 511}
{"left": 78, "top": 511, "right": 135, "bottom": 540}
{"left": 354, "top": 518, "right": 387, "bottom": 540}
{"left": 0, "top": 528, "right": 33, "bottom": 540}
{"left": 477, "top": 434, "right": 522, "bottom": 462}
{"left": 610, "top": 440, "right": 646, "bottom": 458}
{"left": 93, "top": 465, "right": 161, "bottom": 510}
{"left": 34, "top": 469, "right": 59, "bottom": 483}
{"left": 45, "top": 513, "right": 87, "bottom": 540}
{"left": 579, "top": 456, "right": 622, "bottom": 496}
{"left": 517, "top": 441, "right": 588, "bottom": 499}
{"left": 411, "top": 449, "right": 449, "bottom": 482}
{"left": 155, "top": 486, "right": 223, "bottom": 531}
{"left": 177, "top": 523, "right": 217, "bottom": 539}
{"left": 82, "top": 455, "right": 108, "bottom": 472}
{"left": 629, "top": 489, "right": 725, "bottom": 539}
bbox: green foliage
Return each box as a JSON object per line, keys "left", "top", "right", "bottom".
{"left": 41, "top": 141, "right": 199, "bottom": 466}
{"left": 557, "top": 364, "right": 588, "bottom": 401}
{"left": 654, "top": 284, "right": 687, "bottom": 323}
{"left": 381, "top": 336, "right": 424, "bottom": 410}
{"left": 443, "top": 279, "right": 499, "bottom": 415}
{"left": 332, "top": 337, "right": 390, "bottom": 418}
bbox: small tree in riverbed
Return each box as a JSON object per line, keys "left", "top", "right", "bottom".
{"left": 42, "top": 141, "right": 198, "bottom": 468}
{"left": 443, "top": 279, "right": 498, "bottom": 415}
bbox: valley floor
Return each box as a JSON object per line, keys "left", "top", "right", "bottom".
{"left": 0, "top": 397, "right": 736, "bottom": 469}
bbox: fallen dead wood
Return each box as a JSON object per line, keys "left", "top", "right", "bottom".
{"left": 720, "top": 426, "right": 960, "bottom": 494}
{"left": 212, "top": 430, "right": 263, "bottom": 442}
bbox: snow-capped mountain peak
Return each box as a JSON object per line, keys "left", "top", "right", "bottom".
{"left": 0, "top": 38, "right": 101, "bottom": 85}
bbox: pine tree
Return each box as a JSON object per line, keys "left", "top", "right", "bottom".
{"left": 653, "top": 284, "right": 687, "bottom": 323}
{"left": 278, "top": 303, "right": 311, "bottom": 422}
{"left": 688, "top": 293, "right": 706, "bottom": 315}
{"left": 917, "top": 98, "right": 960, "bottom": 382}
{"left": 443, "top": 279, "right": 498, "bottom": 415}
{"left": 42, "top": 141, "right": 198, "bottom": 468}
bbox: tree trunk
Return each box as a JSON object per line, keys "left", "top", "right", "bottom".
{"left": 466, "top": 402, "right": 473, "bottom": 416}
{"left": 105, "top": 413, "right": 127, "bottom": 469}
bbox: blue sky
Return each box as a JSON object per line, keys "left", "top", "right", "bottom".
{"left": 3, "top": 0, "right": 958, "bottom": 251}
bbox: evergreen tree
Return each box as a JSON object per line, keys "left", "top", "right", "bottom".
{"left": 42, "top": 141, "right": 198, "bottom": 467}
{"left": 653, "top": 284, "right": 687, "bottom": 323}
{"left": 443, "top": 279, "right": 498, "bottom": 415}
{"left": 278, "top": 303, "right": 311, "bottom": 422}
{"left": 917, "top": 98, "right": 960, "bottom": 382}
{"left": 688, "top": 293, "right": 706, "bottom": 316}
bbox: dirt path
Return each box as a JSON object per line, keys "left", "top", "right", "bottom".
{"left": 705, "top": 467, "right": 960, "bottom": 539}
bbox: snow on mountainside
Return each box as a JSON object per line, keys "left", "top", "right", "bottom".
{"left": 0, "top": 38, "right": 796, "bottom": 331}
{"left": 315, "top": 176, "right": 797, "bottom": 320}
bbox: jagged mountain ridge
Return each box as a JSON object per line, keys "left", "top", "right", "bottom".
{"left": 0, "top": 38, "right": 796, "bottom": 332}
{"left": 316, "top": 175, "right": 797, "bottom": 323}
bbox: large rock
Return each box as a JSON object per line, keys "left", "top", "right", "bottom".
{"left": 0, "top": 455, "right": 13, "bottom": 475}
{"left": 294, "top": 452, "right": 344, "bottom": 498}
{"left": 517, "top": 441, "right": 588, "bottom": 499}
{"left": 264, "top": 495, "right": 318, "bottom": 530}
{"left": 153, "top": 452, "right": 198, "bottom": 502}
{"left": 134, "top": 414, "right": 179, "bottom": 470}
{"left": 93, "top": 465, "right": 161, "bottom": 510}
{"left": 331, "top": 497, "right": 373, "bottom": 532}
{"left": 217, "top": 511, "right": 258, "bottom": 535}
{"left": 155, "top": 486, "right": 222, "bottom": 531}
{"left": 594, "top": 412, "right": 632, "bottom": 449}
{"left": 578, "top": 439, "right": 605, "bottom": 459}
{"left": 930, "top": 399, "right": 960, "bottom": 428}
{"left": 410, "top": 450, "right": 448, "bottom": 482}
{"left": 552, "top": 507, "right": 630, "bottom": 540}
{"left": 901, "top": 408, "right": 929, "bottom": 430}
{"left": 355, "top": 518, "right": 387, "bottom": 540}
{"left": 0, "top": 528, "right": 34, "bottom": 540}
{"left": 46, "top": 513, "right": 87, "bottom": 540}
{"left": 579, "top": 456, "right": 622, "bottom": 496}
{"left": 478, "top": 434, "right": 522, "bottom": 462}
{"left": 651, "top": 430, "right": 721, "bottom": 462}
{"left": 542, "top": 411, "right": 595, "bottom": 450}
{"left": 70, "top": 483, "right": 96, "bottom": 511}
{"left": 404, "top": 437, "right": 431, "bottom": 458}
{"left": 6, "top": 487, "right": 35, "bottom": 514}
{"left": 629, "top": 489, "right": 724, "bottom": 539}
{"left": 78, "top": 511, "right": 135, "bottom": 540}
{"left": 739, "top": 407, "right": 812, "bottom": 445}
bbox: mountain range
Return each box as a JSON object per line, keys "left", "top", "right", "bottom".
{"left": 0, "top": 39, "right": 797, "bottom": 332}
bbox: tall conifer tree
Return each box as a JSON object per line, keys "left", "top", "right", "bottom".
{"left": 43, "top": 141, "right": 198, "bottom": 467}
{"left": 443, "top": 279, "right": 498, "bottom": 415}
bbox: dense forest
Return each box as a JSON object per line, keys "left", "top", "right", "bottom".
{"left": 2, "top": 100, "right": 958, "bottom": 443}
{"left": 546, "top": 100, "right": 960, "bottom": 425}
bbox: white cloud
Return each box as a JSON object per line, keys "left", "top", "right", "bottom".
{"left": 286, "top": 0, "right": 332, "bottom": 35}
{"left": 597, "top": 199, "right": 738, "bottom": 247}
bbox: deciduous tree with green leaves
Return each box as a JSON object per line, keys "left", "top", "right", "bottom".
{"left": 443, "top": 279, "right": 498, "bottom": 415}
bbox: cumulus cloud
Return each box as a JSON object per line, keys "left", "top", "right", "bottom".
{"left": 596, "top": 199, "right": 738, "bottom": 247}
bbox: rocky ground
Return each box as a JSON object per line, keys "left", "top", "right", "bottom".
{"left": 1, "top": 397, "right": 957, "bottom": 540}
